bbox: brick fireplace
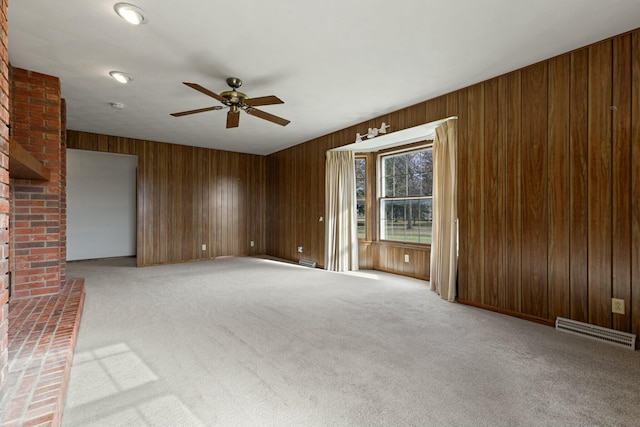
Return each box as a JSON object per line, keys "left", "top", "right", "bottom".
{"left": 9, "top": 67, "right": 66, "bottom": 298}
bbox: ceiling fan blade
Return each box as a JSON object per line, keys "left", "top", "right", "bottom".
{"left": 170, "top": 106, "right": 223, "bottom": 117}
{"left": 244, "top": 95, "right": 284, "bottom": 107}
{"left": 226, "top": 111, "right": 240, "bottom": 128}
{"left": 245, "top": 108, "right": 290, "bottom": 126}
{"left": 183, "top": 82, "right": 226, "bottom": 103}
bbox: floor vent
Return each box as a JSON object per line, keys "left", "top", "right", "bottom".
{"left": 299, "top": 258, "right": 316, "bottom": 268}
{"left": 555, "top": 317, "right": 636, "bottom": 350}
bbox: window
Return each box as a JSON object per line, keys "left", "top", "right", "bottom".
{"left": 355, "top": 157, "right": 367, "bottom": 239}
{"left": 379, "top": 147, "right": 433, "bottom": 244}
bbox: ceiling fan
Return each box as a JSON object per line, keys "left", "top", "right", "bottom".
{"left": 170, "top": 77, "right": 290, "bottom": 128}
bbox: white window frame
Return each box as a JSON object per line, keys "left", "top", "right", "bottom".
{"left": 377, "top": 144, "right": 433, "bottom": 245}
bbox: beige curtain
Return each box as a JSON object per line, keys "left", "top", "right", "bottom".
{"left": 430, "top": 119, "right": 458, "bottom": 301}
{"left": 325, "top": 150, "right": 359, "bottom": 271}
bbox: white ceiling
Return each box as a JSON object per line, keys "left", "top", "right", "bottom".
{"left": 8, "top": 1, "right": 640, "bottom": 155}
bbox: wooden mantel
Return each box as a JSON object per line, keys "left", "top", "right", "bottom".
{"left": 9, "top": 138, "right": 50, "bottom": 181}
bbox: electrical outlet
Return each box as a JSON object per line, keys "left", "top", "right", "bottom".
{"left": 404, "top": 254, "right": 410, "bottom": 263}
{"left": 201, "top": 244, "right": 207, "bottom": 251}
{"left": 298, "top": 246, "right": 303, "bottom": 253}
{"left": 250, "top": 240, "right": 255, "bottom": 247}
{"left": 612, "top": 298, "right": 625, "bottom": 315}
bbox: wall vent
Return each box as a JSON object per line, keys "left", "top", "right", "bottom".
{"left": 299, "top": 259, "right": 316, "bottom": 268}
{"left": 555, "top": 317, "right": 636, "bottom": 350}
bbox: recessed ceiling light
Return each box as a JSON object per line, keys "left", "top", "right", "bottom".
{"left": 110, "top": 102, "right": 126, "bottom": 109}
{"left": 109, "top": 71, "right": 132, "bottom": 84}
{"left": 114, "top": 3, "right": 148, "bottom": 25}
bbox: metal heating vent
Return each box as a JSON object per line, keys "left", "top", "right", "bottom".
{"left": 555, "top": 317, "right": 636, "bottom": 350}
{"left": 299, "top": 258, "right": 317, "bottom": 268}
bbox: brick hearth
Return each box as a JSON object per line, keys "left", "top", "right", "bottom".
{"left": 0, "top": 279, "right": 85, "bottom": 426}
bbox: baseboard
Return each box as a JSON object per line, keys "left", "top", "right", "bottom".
{"left": 372, "top": 267, "right": 429, "bottom": 282}
{"left": 457, "top": 299, "right": 555, "bottom": 327}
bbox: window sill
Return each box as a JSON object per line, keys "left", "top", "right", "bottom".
{"left": 375, "top": 240, "right": 431, "bottom": 250}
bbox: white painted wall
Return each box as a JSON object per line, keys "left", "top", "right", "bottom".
{"left": 67, "top": 149, "right": 137, "bottom": 260}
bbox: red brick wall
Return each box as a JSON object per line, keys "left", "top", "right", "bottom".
{"left": 10, "top": 68, "right": 64, "bottom": 298}
{"left": 60, "top": 99, "right": 66, "bottom": 283}
{"left": 0, "top": 0, "right": 10, "bottom": 388}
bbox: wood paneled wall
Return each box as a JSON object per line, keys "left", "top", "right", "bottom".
{"left": 267, "top": 28, "right": 640, "bottom": 337}
{"left": 266, "top": 132, "right": 334, "bottom": 266}
{"left": 370, "top": 242, "right": 430, "bottom": 280}
{"left": 67, "top": 131, "right": 266, "bottom": 266}
{"left": 457, "top": 32, "right": 640, "bottom": 333}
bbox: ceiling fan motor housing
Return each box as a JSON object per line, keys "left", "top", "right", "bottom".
{"left": 220, "top": 90, "right": 248, "bottom": 106}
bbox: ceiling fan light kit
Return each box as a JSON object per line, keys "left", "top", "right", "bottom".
{"left": 114, "top": 3, "right": 148, "bottom": 25}
{"left": 171, "top": 77, "right": 290, "bottom": 129}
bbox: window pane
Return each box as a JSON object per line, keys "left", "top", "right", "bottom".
{"left": 394, "top": 175, "right": 408, "bottom": 197}
{"left": 357, "top": 200, "right": 366, "bottom": 239}
{"left": 394, "top": 155, "right": 407, "bottom": 176}
{"left": 380, "top": 199, "right": 405, "bottom": 242}
{"left": 383, "top": 176, "right": 393, "bottom": 197}
{"left": 424, "top": 172, "right": 433, "bottom": 195}
{"left": 409, "top": 173, "right": 423, "bottom": 196}
{"left": 382, "top": 148, "right": 432, "bottom": 198}
{"left": 384, "top": 157, "right": 394, "bottom": 179}
{"left": 410, "top": 151, "right": 427, "bottom": 173}
{"left": 413, "top": 198, "right": 433, "bottom": 244}
{"left": 412, "top": 150, "right": 433, "bottom": 173}
{"left": 408, "top": 172, "right": 433, "bottom": 196}
{"left": 355, "top": 158, "right": 366, "bottom": 239}
{"left": 355, "top": 158, "right": 366, "bottom": 198}
{"left": 380, "top": 197, "right": 432, "bottom": 243}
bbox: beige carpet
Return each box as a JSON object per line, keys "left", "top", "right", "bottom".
{"left": 62, "top": 256, "right": 640, "bottom": 426}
